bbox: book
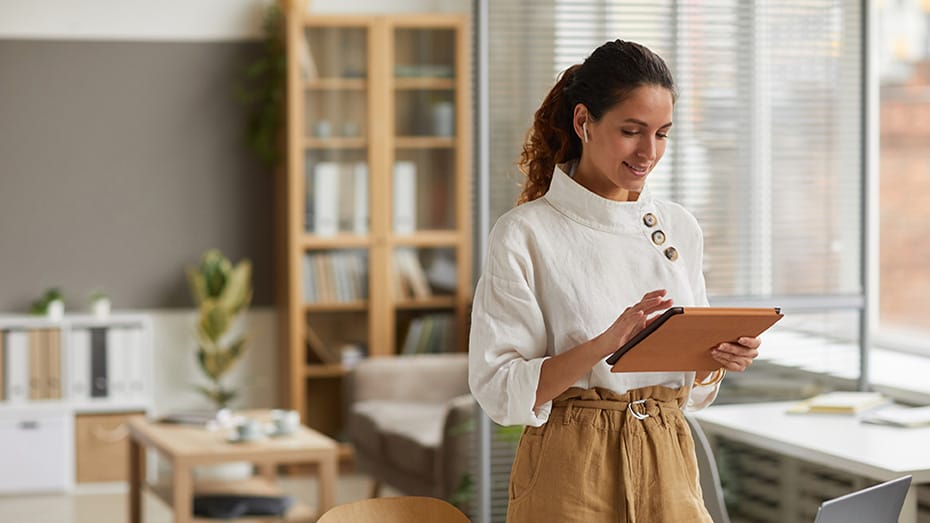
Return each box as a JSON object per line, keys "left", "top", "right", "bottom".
{"left": 353, "top": 162, "right": 369, "bottom": 235}
{"left": 46, "top": 329, "right": 61, "bottom": 399}
{"left": 28, "top": 329, "right": 47, "bottom": 400}
{"left": 69, "top": 328, "right": 91, "bottom": 400}
{"left": 306, "top": 323, "right": 337, "bottom": 364}
{"left": 788, "top": 391, "right": 890, "bottom": 415}
{"left": 607, "top": 307, "right": 784, "bottom": 372}
{"left": 396, "top": 248, "right": 431, "bottom": 299}
{"left": 107, "top": 327, "right": 127, "bottom": 397}
{"left": 298, "top": 34, "right": 318, "bottom": 80}
{"left": 393, "top": 161, "right": 417, "bottom": 234}
{"left": 861, "top": 405, "right": 930, "bottom": 428}
{"left": 90, "top": 327, "right": 108, "bottom": 398}
{"left": 313, "top": 162, "right": 340, "bottom": 236}
{"left": 6, "top": 330, "right": 29, "bottom": 402}
{"left": 125, "top": 327, "right": 146, "bottom": 398}
{"left": 0, "top": 330, "right": 4, "bottom": 401}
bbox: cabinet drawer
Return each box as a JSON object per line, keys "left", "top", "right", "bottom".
{"left": 75, "top": 412, "right": 140, "bottom": 483}
{"left": 0, "top": 413, "right": 71, "bottom": 492}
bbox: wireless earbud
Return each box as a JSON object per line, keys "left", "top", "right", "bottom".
{"left": 583, "top": 122, "right": 590, "bottom": 143}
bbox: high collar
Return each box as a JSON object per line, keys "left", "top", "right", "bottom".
{"left": 543, "top": 163, "right": 655, "bottom": 233}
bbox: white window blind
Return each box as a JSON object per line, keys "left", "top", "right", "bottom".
{"left": 486, "top": 0, "right": 863, "bottom": 302}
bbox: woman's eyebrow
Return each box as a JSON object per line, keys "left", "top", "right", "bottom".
{"left": 624, "top": 118, "right": 673, "bottom": 129}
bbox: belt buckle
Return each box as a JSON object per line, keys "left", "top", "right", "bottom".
{"left": 628, "top": 399, "right": 649, "bottom": 420}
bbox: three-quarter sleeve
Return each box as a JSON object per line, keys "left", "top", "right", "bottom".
{"left": 468, "top": 271, "right": 551, "bottom": 427}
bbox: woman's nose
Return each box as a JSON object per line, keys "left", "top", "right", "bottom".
{"left": 637, "top": 137, "right": 656, "bottom": 160}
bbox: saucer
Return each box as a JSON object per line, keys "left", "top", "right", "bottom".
{"left": 266, "top": 426, "right": 298, "bottom": 438}
{"left": 226, "top": 432, "right": 266, "bottom": 444}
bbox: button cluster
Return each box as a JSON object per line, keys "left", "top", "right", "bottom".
{"left": 642, "top": 212, "right": 677, "bottom": 262}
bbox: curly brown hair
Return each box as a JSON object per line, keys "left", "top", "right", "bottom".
{"left": 516, "top": 40, "right": 677, "bottom": 205}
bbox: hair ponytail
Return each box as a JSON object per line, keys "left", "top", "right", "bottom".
{"left": 516, "top": 64, "right": 582, "bottom": 205}
{"left": 515, "top": 40, "right": 676, "bottom": 205}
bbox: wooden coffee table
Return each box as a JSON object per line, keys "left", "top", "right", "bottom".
{"left": 128, "top": 411, "right": 338, "bottom": 522}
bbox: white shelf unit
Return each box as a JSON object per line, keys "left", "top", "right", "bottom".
{"left": 0, "top": 313, "right": 153, "bottom": 492}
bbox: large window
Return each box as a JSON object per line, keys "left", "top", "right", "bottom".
{"left": 484, "top": 0, "right": 865, "bottom": 392}
{"left": 877, "top": 0, "right": 930, "bottom": 355}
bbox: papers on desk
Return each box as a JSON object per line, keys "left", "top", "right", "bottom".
{"left": 787, "top": 391, "right": 890, "bottom": 415}
{"left": 861, "top": 405, "right": 930, "bottom": 428}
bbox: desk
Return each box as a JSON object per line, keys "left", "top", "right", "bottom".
{"left": 128, "top": 411, "right": 338, "bottom": 522}
{"left": 693, "top": 401, "right": 930, "bottom": 523}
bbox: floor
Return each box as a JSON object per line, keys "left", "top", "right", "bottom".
{"left": 0, "top": 471, "right": 401, "bottom": 523}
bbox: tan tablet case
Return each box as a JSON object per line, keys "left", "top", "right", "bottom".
{"left": 609, "top": 307, "right": 783, "bottom": 372}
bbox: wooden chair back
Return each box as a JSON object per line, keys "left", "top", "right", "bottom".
{"left": 317, "top": 496, "right": 470, "bottom": 523}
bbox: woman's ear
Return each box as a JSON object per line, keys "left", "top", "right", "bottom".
{"left": 572, "top": 104, "right": 589, "bottom": 144}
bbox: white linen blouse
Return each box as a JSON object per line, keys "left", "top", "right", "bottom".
{"left": 468, "top": 164, "right": 719, "bottom": 427}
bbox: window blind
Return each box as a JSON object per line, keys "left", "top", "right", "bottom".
{"left": 486, "top": 0, "right": 864, "bottom": 300}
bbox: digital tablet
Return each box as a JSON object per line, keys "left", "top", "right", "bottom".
{"left": 605, "top": 307, "right": 783, "bottom": 372}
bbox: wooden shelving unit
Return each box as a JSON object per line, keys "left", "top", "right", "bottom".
{"left": 278, "top": 6, "right": 471, "bottom": 449}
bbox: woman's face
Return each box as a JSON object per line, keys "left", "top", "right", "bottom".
{"left": 574, "top": 85, "right": 674, "bottom": 201}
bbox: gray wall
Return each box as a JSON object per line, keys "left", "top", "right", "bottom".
{"left": 0, "top": 40, "right": 274, "bottom": 310}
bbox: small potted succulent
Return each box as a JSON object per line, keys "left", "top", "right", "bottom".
{"left": 89, "top": 290, "right": 111, "bottom": 318}
{"left": 30, "top": 287, "right": 65, "bottom": 320}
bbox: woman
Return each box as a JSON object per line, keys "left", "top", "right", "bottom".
{"left": 468, "top": 39, "right": 761, "bottom": 522}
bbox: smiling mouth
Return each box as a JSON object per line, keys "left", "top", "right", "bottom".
{"left": 623, "top": 161, "right": 650, "bottom": 176}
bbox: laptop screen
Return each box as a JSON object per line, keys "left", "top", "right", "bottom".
{"left": 813, "top": 475, "right": 911, "bottom": 523}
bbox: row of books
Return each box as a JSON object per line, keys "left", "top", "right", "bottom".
{"left": 0, "top": 326, "right": 147, "bottom": 403}
{"left": 303, "top": 251, "right": 369, "bottom": 303}
{"left": 0, "top": 329, "right": 62, "bottom": 401}
{"left": 305, "top": 161, "right": 420, "bottom": 236}
{"left": 400, "top": 313, "right": 455, "bottom": 355}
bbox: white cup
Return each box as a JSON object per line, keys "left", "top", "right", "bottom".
{"left": 236, "top": 418, "right": 263, "bottom": 440}
{"left": 271, "top": 409, "right": 300, "bottom": 435}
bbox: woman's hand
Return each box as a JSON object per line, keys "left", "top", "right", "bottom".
{"left": 710, "top": 336, "right": 761, "bottom": 372}
{"left": 597, "top": 289, "right": 673, "bottom": 358}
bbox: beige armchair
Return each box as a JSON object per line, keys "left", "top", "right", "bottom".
{"left": 344, "top": 353, "right": 474, "bottom": 502}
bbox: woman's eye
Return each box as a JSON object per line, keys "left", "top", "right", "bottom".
{"left": 621, "top": 129, "right": 639, "bottom": 136}
{"left": 657, "top": 133, "right": 669, "bottom": 139}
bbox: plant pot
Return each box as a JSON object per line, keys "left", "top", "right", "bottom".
{"left": 46, "top": 299, "right": 64, "bottom": 321}
{"left": 92, "top": 298, "right": 111, "bottom": 319}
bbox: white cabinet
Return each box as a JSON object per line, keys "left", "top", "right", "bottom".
{"left": 0, "top": 314, "right": 152, "bottom": 492}
{"left": 0, "top": 406, "right": 72, "bottom": 493}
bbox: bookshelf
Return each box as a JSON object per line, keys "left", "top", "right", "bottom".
{"left": 0, "top": 313, "right": 153, "bottom": 491}
{"left": 279, "top": 6, "right": 471, "bottom": 447}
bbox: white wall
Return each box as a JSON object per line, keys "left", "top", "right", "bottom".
{"left": 0, "top": 0, "right": 470, "bottom": 41}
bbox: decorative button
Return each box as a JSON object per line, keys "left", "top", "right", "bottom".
{"left": 651, "top": 230, "right": 666, "bottom": 245}
{"left": 664, "top": 247, "right": 679, "bottom": 261}
{"left": 643, "top": 213, "right": 658, "bottom": 227}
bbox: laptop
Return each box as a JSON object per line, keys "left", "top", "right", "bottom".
{"left": 813, "top": 475, "right": 912, "bottom": 523}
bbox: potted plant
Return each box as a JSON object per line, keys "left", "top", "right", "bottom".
{"left": 30, "top": 287, "right": 65, "bottom": 320}
{"left": 89, "top": 290, "right": 111, "bottom": 318}
{"left": 186, "top": 249, "right": 253, "bottom": 410}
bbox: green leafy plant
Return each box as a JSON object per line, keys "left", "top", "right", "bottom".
{"left": 187, "top": 249, "right": 253, "bottom": 409}
{"left": 89, "top": 289, "right": 109, "bottom": 302}
{"left": 30, "top": 287, "right": 64, "bottom": 315}
{"left": 236, "top": 3, "right": 286, "bottom": 168}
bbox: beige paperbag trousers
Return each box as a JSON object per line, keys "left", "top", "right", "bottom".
{"left": 507, "top": 385, "right": 713, "bottom": 522}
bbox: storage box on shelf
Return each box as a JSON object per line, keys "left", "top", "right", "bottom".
{"left": 0, "top": 313, "right": 153, "bottom": 492}
{"left": 279, "top": 7, "right": 472, "bottom": 455}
